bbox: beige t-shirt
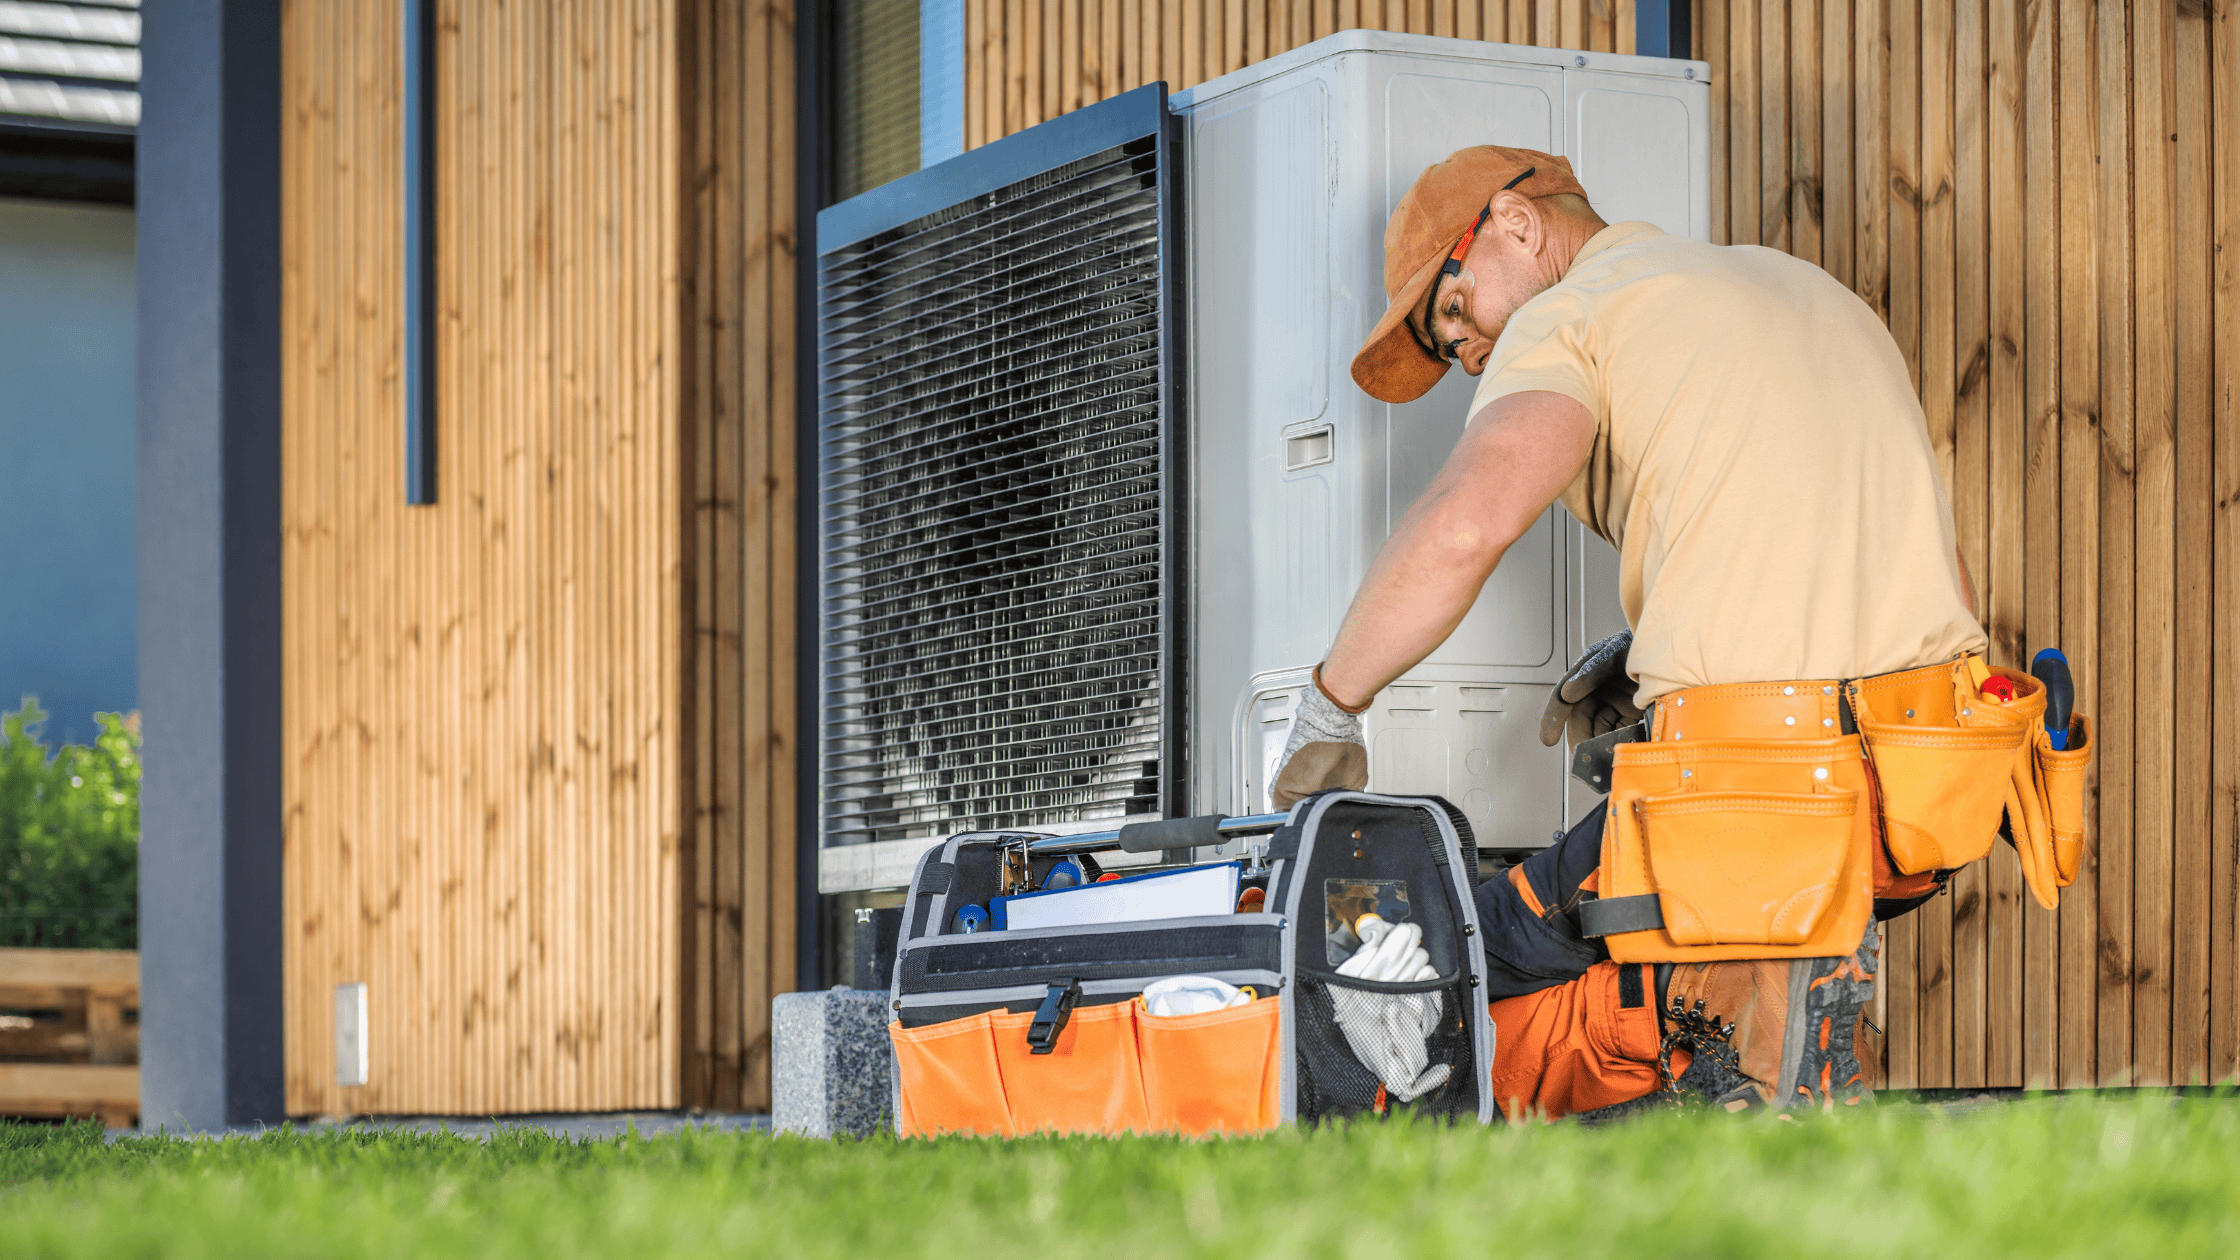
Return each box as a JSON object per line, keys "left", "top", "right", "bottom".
{"left": 1468, "top": 221, "right": 1985, "bottom": 703}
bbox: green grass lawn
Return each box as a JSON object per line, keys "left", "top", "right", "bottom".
{"left": 2, "top": 1093, "right": 2235, "bottom": 1259}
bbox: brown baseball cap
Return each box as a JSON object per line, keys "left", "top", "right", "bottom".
{"left": 1349, "top": 146, "right": 1589, "bottom": 404}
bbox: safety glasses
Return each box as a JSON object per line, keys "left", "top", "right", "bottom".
{"left": 1416, "top": 166, "right": 1536, "bottom": 363}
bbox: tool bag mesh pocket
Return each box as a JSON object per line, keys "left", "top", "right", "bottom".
{"left": 1294, "top": 973, "right": 1479, "bottom": 1122}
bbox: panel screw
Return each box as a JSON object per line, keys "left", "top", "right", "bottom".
{"left": 1684, "top": 67, "right": 1697, "bottom": 79}
{"left": 1784, "top": 716, "right": 1796, "bottom": 726}
{"left": 1574, "top": 54, "right": 1588, "bottom": 67}
{"left": 1783, "top": 686, "right": 1795, "bottom": 696}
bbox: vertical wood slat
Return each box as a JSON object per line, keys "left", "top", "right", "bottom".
{"left": 2094, "top": 0, "right": 2136, "bottom": 1087}
{"left": 2129, "top": 0, "right": 2177, "bottom": 1090}
{"left": 2053, "top": 0, "right": 2100, "bottom": 1090}
{"left": 2212, "top": 0, "right": 2240, "bottom": 1089}
{"left": 2170, "top": 0, "right": 2214, "bottom": 1087}
{"left": 1948, "top": 0, "right": 1988, "bottom": 1091}
{"left": 283, "top": 0, "right": 690, "bottom": 1115}
{"left": 2017, "top": 0, "right": 2059, "bottom": 1088}
{"left": 1982, "top": 0, "right": 2024, "bottom": 1090}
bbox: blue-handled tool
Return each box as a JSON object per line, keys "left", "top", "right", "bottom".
{"left": 2031, "top": 649, "right": 2074, "bottom": 750}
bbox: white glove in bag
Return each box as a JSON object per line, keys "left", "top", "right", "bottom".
{"left": 1141, "top": 975, "right": 1253, "bottom": 1017}
{"left": 1328, "top": 917, "right": 1451, "bottom": 1102}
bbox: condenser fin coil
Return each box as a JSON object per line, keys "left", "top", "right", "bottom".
{"left": 816, "top": 84, "right": 1182, "bottom": 852}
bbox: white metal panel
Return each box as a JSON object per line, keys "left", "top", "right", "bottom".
{"left": 1182, "top": 33, "right": 1709, "bottom": 850}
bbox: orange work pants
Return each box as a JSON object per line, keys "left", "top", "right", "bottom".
{"left": 1487, "top": 959, "right": 1669, "bottom": 1121}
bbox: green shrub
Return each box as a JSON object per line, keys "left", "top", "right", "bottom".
{"left": 0, "top": 698, "right": 139, "bottom": 949}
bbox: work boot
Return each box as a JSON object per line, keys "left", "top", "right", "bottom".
{"left": 1660, "top": 924, "right": 1880, "bottom": 1110}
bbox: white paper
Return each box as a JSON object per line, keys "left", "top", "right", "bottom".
{"left": 1000, "top": 863, "right": 1242, "bottom": 930}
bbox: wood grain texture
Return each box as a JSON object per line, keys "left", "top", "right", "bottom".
{"left": 282, "top": 0, "right": 703, "bottom": 1115}
{"left": 2018, "top": 0, "right": 2060, "bottom": 1088}
{"left": 2213, "top": 0, "right": 2240, "bottom": 1087}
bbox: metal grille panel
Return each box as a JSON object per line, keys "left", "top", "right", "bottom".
{"left": 819, "top": 134, "right": 1171, "bottom": 848}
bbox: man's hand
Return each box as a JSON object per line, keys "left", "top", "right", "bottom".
{"left": 1270, "top": 682, "right": 1369, "bottom": 809}
{"left": 1538, "top": 629, "right": 1643, "bottom": 747}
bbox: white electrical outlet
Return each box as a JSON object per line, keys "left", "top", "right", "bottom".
{"left": 334, "top": 982, "right": 368, "bottom": 1087}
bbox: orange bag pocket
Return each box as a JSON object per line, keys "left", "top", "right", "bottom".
{"left": 2036, "top": 716, "right": 2093, "bottom": 886}
{"left": 1859, "top": 721, "right": 2030, "bottom": 873}
{"left": 1137, "top": 997, "right": 1282, "bottom": 1136}
{"left": 891, "top": 1013, "right": 1014, "bottom": 1138}
{"left": 988, "top": 1000, "right": 1152, "bottom": 1136}
{"left": 1636, "top": 789, "right": 1857, "bottom": 947}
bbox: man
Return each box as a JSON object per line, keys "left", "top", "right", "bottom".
{"left": 1269, "top": 145, "right": 2029, "bottom": 1117}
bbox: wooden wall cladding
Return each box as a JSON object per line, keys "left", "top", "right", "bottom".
{"left": 1705, "top": 0, "right": 2237, "bottom": 1092}
{"left": 971, "top": 0, "right": 2239, "bottom": 1088}
{"left": 676, "top": 0, "right": 800, "bottom": 1113}
{"left": 962, "top": 1, "right": 1637, "bottom": 146}
{"left": 281, "top": 0, "right": 688, "bottom": 1115}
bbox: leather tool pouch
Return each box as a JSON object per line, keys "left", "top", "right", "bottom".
{"left": 1587, "top": 736, "right": 1876, "bottom": 964}
{"left": 1853, "top": 659, "right": 2042, "bottom": 876}
{"left": 2009, "top": 715, "right": 2094, "bottom": 909}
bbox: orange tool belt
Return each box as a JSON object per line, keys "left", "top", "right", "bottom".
{"left": 1576, "top": 654, "right": 2093, "bottom": 964}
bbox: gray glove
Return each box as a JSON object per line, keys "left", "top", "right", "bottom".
{"left": 1270, "top": 676, "right": 1369, "bottom": 809}
{"left": 1538, "top": 630, "right": 1644, "bottom": 747}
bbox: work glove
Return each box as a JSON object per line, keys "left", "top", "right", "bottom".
{"left": 1328, "top": 917, "right": 1451, "bottom": 1102}
{"left": 1538, "top": 629, "right": 1645, "bottom": 748}
{"left": 1270, "top": 670, "right": 1370, "bottom": 809}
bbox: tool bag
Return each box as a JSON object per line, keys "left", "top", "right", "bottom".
{"left": 886, "top": 791, "right": 1497, "bottom": 1137}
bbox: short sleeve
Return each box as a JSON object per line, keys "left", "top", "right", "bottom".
{"left": 1464, "top": 287, "right": 1605, "bottom": 432}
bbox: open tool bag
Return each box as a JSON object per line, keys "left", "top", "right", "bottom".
{"left": 887, "top": 791, "right": 1497, "bottom": 1136}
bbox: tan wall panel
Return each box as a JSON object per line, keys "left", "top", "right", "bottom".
{"left": 282, "top": 0, "right": 687, "bottom": 1115}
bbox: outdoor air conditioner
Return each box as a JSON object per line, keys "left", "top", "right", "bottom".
{"left": 816, "top": 30, "right": 1712, "bottom": 893}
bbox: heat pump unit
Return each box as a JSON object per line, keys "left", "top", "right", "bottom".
{"left": 817, "top": 30, "right": 1711, "bottom": 893}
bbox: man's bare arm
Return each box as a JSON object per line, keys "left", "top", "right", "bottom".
{"left": 1317, "top": 391, "right": 1596, "bottom": 707}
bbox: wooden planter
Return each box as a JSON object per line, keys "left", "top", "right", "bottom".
{"left": 0, "top": 948, "right": 138, "bottom": 1128}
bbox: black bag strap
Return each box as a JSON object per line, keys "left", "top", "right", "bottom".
{"left": 1577, "top": 892, "right": 1666, "bottom": 938}
{"left": 917, "top": 862, "right": 955, "bottom": 895}
{"left": 1419, "top": 795, "right": 1481, "bottom": 888}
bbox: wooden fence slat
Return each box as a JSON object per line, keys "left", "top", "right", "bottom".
{"left": 1949, "top": 0, "right": 1991, "bottom": 1090}
{"left": 2093, "top": 0, "right": 2136, "bottom": 1086}
{"left": 2127, "top": 0, "right": 2177, "bottom": 1090}
{"left": 1730, "top": 0, "right": 1758, "bottom": 246}
{"left": 1757, "top": 0, "right": 1785, "bottom": 251}
{"left": 2212, "top": 0, "right": 2240, "bottom": 1087}
{"left": 1789, "top": 0, "right": 1820, "bottom": 266}
{"left": 1983, "top": 0, "right": 2026, "bottom": 1088}
{"left": 1821, "top": 0, "right": 1853, "bottom": 288}
{"left": 2170, "top": 0, "right": 2215, "bottom": 1087}
{"left": 2054, "top": 0, "right": 2101, "bottom": 1091}
{"left": 2018, "top": 0, "right": 2061, "bottom": 1088}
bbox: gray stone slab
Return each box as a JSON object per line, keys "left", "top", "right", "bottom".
{"left": 772, "top": 987, "right": 895, "bottom": 1138}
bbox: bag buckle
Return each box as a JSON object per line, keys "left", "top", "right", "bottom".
{"left": 1026, "top": 978, "right": 1081, "bottom": 1054}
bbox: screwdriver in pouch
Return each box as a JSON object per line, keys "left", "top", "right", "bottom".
{"left": 2030, "top": 649, "right": 2075, "bottom": 750}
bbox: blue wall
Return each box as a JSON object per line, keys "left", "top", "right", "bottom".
{"left": 0, "top": 196, "right": 137, "bottom": 745}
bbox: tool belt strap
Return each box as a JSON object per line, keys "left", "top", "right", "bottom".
{"left": 1577, "top": 893, "right": 1665, "bottom": 938}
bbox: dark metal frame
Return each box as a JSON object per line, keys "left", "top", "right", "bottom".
{"left": 795, "top": 0, "right": 828, "bottom": 993}
{"left": 811, "top": 80, "right": 1186, "bottom": 850}
{"left": 403, "top": 0, "right": 437, "bottom": 504}
{"left": 0, "top": 118, "right": 135, "bottom": 205}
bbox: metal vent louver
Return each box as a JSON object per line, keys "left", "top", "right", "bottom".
{"left": 817, "top": 87, "right": 1178, "bottom": 850}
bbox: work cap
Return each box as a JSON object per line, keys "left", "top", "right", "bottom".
{"left": 1349, "top": 146, "right": 1588, "bottom": 404}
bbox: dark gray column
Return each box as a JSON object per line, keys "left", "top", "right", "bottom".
{"left": 136, "top": 0, "right": 285, "bottom": 1132}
